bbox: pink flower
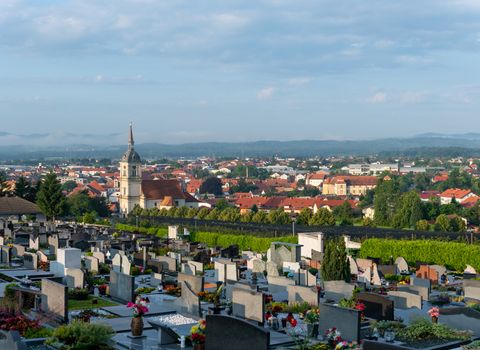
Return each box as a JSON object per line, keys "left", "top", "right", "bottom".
{"left": 126, "top": 302, "right": 134, "bottom": 308}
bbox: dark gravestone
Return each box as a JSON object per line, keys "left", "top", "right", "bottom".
{"left": 378, "top": 265, "right": 397, "bottom": 276}
{"left": 133, "top": 251, "right": 146, "bottom": 267}
{"left": 318, "top": 303, "right": 361, "bottom": 342}
{"left": 356, "top": 292, "right": 394, "bottom": 321}
{"left": 220, "top": 245, "right": 239, "bottom": 259}
{"left": 147, "top": 259, "right": 165, "bottom": 273}
{"left": 205, "top": 315, "right": 270, "bottom": 350}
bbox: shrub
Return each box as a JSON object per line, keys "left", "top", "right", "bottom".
{"left": 68, "top": 288, "right": 89, "bottom": 300}
{"left": 46, "top": 320, "right": 115, "bottom": 350}
{"left": 396, "top": 318, "right": 470, "bottom": 343}
{"left": 360, "top": 238, "right": 480, "bottom": 271}
{"left": 24, "top": 327, "right": 54, "bottom": 339}
{"left": 0, "top": 315, "right": 40, "bottom": 335}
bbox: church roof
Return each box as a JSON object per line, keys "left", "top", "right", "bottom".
{"left": 142, "top": 179, "right": 195, "bottom": 201}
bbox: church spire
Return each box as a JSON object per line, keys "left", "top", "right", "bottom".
{"left": 128, "top": 122, "right": 134, "bottom": 148}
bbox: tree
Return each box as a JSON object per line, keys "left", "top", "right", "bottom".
{"left": 36, "top": 172, "right": 65, "bottom": 221}
{"left": 296, "top": 208, "right": 313, "bottom": 225}
{"left": 321, "top": 238, "right": 350, "bottom": 282}
{"left": 252, "top": 210, "right": 268, "bottom": 223}
{"left": 205, "top": 208, "right": 220, "bottom": 220}
{"left": 215, "top": 199, "right": 230, "bottom": 210}
{"left": 197, "top": 207, "right": 210, "bottom": 220}
{"left": 333, "top": 201, "right": 354, "bottom": 226}
{"left": 435, "top": 214, "right": 451, "bottom": 232}
{"left": 62, "top": 180, "right": 78, "bottom": 193}
{"left": 392, "top": 191, "right": 423, "bottom": 229}
{"left": 415, "top": 219, "right": 430, "bottom": 231}
{"left": 309, "top": 208, "right": 336, "bottom": 226}
{"left": 450, "top": 216, "right": 466, "bottom": 232}
{"left": 373, "top": 177, "right": 401, "bottom": 226}
{"left": 267, "top": 208, "right": 291, "bottom": 225}
{"left": 199, "top": 177, "right": 223, "bottom": 196}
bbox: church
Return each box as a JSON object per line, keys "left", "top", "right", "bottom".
{"left": 118, "top": 125, "right": 201, "bottom": 216}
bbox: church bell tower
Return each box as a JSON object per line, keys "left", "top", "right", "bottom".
{"left": 119, "top": 123, "right": 142, "bottom": 216}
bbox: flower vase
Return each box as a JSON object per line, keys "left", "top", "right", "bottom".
{"left": 307, "top": 323, "right": 319, "bottom": 338}
{"left": 193, "top": 343, "right": 205, "bottom": 350}
{"left": 431, "top": 316, "right": 438, "bottom": 323}
{"left": 131, "top": 316, "right": 144, "bottom": 336}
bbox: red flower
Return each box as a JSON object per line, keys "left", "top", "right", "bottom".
{"left": 289, "top": 318, "right": 297, "bottom": 327}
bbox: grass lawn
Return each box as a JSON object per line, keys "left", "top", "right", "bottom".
{"left": 68, "top": 296, "right": 120, "bottom": 311}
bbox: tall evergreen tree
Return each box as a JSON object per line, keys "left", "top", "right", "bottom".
{"left": 392, "top": 191, "right": 423, "bottom": 228}
{"left": 321, "top": 238, "right": 350, "bottom": 282}
{"left": 36, "top": 172, "right": 65, "bottom": 221}
{"left": 0, "top": 171, "right": 10, "bottom": 197}
{"left": 309, "top": 208, "right": 336, "bottom": 226}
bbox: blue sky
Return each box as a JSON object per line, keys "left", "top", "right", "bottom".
{"left": 0, "top": 0, "right": 480, "bottom": 145}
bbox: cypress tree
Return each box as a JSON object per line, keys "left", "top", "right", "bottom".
{"left": 321, "top": 238, "right": 351, "bottom": 282}
{"left": 36, "top": 172, "right": 65, "bottom": 221}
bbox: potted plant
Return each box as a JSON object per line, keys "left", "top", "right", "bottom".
{"left": 127, "top": 296, "right": 149, "bottom": 336}
{"left": 303, "top": 308, "right": 319, "bottom": 338}
{"left": 325, "top": 327, "right": 342, "bottom": 348}
{"left": 190, "top": 319, "right": 206, "bottom": 350}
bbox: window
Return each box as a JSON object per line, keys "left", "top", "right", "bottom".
{"left": 122, "top": 166, "right": 126, "bottom": 177}
{"left": 132, "top": 166, "right": 137, "bottom": 177}
{"left": 123, "top": 187, "right": 126, "bottom": 195}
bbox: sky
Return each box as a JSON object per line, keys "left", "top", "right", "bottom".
{"left": 1, "top": 0, "right": 480, "bottom": 145}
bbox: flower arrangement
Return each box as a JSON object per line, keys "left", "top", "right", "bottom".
{"left": 303, "top": 308, "right": 319, "bottom": 324}
{"left": 266, "top": 303, "right": 283, "bottom": 319}
{"left": 428, "top": 307, "right": 440, "bottom": 322}
{"left": 325, "top": 327, "right": 342, "bottom": 347}
{"left": 355, "top": 302, "right": 366, "bottom": 320}
{"left": 335, "top": 340, "right": 362, "bottom": 349}
{"left": 286, "top": 312, "right": 297, "bottom": 327}
{"left": 190, "top": 319, "right": 206, "bottom": 344}
{"left": 127, "top": 296, "right": 149, "bottom": 318}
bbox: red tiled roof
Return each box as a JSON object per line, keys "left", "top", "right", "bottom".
{"left": 141, "top": 179, "right": 186, "bottom": 200}
{"left": 440, "top": 188, "right": 472, "bottom": 199}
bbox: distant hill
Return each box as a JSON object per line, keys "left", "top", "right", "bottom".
{"left": 1, "top": 134, "right": 480, "bottom": 160}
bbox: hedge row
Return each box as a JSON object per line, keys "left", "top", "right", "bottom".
{"left": 115, "top": 224, "right": 167, "bottom": 237}
{"left": 190, "top": 231, "right": 297, "bottom": 252}
{"left": 359, "top": 238, "right": 480, "bottom": 271}
{"left": 115, "top": 223, "right": 296, "bottom": 252}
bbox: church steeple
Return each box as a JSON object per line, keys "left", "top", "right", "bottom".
{"left": 128, "top": 122, "right": 134, "bottom": 149}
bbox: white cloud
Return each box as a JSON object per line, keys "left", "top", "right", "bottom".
{"left": 367, "top": 92, "right": 387, "bottom": 104}
{"left": 400, "top": 91, "right": 428, "bottom": 104}
{"left": 257, "top": 86, "right": 276, "bottom": 100}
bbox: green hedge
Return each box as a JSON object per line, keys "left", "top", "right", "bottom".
{"left": 190, "top": 231, "right": 297, "bottom": 252}
{"left": 360, "top": 238, "right": 480, "bottom": 271}
{"left": 115, "top": 224, "right": 167, "bottom": 237}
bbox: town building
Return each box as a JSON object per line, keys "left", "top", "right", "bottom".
{"left": 322, "top": 175, "right": 377, "bottom": 196}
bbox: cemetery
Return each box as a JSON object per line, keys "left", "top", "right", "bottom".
{"left": 2, "top": 221, "right": 480, "bottom": 350}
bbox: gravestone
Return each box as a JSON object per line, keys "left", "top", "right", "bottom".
{"left": 48, "top": 234, "right": 59, "bottom": 255}
{"left": 57, "top": 248, "right": 81, "bottom": 269}
{"left": 268, "top": 242, "right": 301, "bottom": 267}
{"left": 251, "top": 259, "right": 266, "bottom": 273}
{"left": 287, "top": 285, "right": 319, "bottom": 306}
{"left": 150, "top": 272, "right": 163, "bottom": 287}
{"left": 168, "top": 226, "right": 178, "bottom": 240}
{"left": 121, "top": 257, "right": 131, "bottom": 275}
{"left": 226, "top": 262, "right": 238, "bottom": 282}
{"left": 464, "top": 279, "right": 480, "bottom": 301}
{"left": 156, "top": 256, "right": 177, "bottom": 272}
{"left": 23, "top": 252, "right": 38, "bottom": 270}
{"left": 398, "top": 285, "right": 429, "bottom": 301}
{"left": 29, "top": 236, "right": 39, "bottom": 250}
{"left": 65, "top": 268, "right": 84, "bottom": 289}
{"left": 357, "top": 266, "right": 371, "bottom": 286}
{"left": 378, "top": 265, "right": 397, "bottom": 276}
{"left": 266, "top": 261, "right": 279, "bottom": 277}
{"left": 387, "top": 291, "right": 422, "bottom": 309}
{"left": 232, "top": 287, "right": 264, "bottom": 324}
{"left": 395, "top": 257, "right": 409, "bottom": 273}
{"left": 0, "top": 330, "right": 27, "bottom": 350}
{"left": 349, "top": 256, "right": 359, "bottom": 275}
{"left": 225, "top": 280, "right": 257, "bottom": 300}
{"left": 410, "top": 277, "right": 431, "bottom": 293}
{"left": 371, "top": 264, "right": 382, "bottom": 286}
{"left": 464, "top": 265, "right": 477, "bottom": 275}
{"left": 283, "top": 261, "right": 300, "bottom": 275}
{"left": 178, "top": 273, "right": 204, "bottom": 294}
{"left": 11, "top": 244, "right": 25, "bottom": 257}
{"left": 41, "top": 278, "right": 68, "bottom": 323}
{"left": 416, "top": 265, "right": 439, "bottom": 283}
{"left": 318, "top": 303, "right": 361, "bottom": 342}
{"left": 109, "top": 270, "right": 135, "bottom": 303}
{"left": 181, "top": 263, "right": 196, "bottom": 275}
{"left": 356, "top": 292, "right": 394, "bottom": 321}
{"left": 297, "top": 269, "right": 316, "bottom": 287}
{"left": 323, "top": 280, "right": 355, "bottom": 302}
{"left": 205, "top": 315, "right": 270, "bottom": 350}
{"left": 431, "top": 265, "right": 447, "bottom": 278}
{"left": 147, "top": 259, "right": 165, "bottom": 273}
{"left": 84, "top": 256, "right": 99, "bottom": 273}
{"left": 37, "top": 250, "right": 48, "bottom": 263}
{"left": 267, "top": 276, "right": 296, "bottom": 294}
{"left": 1, "top": 246, "right": 10, "bottom": 264}
{"left": 112, "top": 254, "right": 122, "bottom": 273}
{"left": 181, "top": 281, "right": 202, "bottom": 317}
{"left": 92, "top": 251, "right": 105, "bottom": 264}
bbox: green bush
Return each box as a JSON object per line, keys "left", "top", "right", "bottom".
{"left": 24, "top": 327, "right": 54, "bottom": 339}
{"left": 360, "top": 238, "right": 480, "bottom": 271}
{"left": 68, "top": 288, "right": 89, "bottom": 300}
{"left": 115, "top": 223, "right": 167, "bottom": 237}
{"left": 46, "top": 320, "right": 115, "bottom": 350}
{"left": 397, "top": 318, "right": 470, "bottom": 343}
